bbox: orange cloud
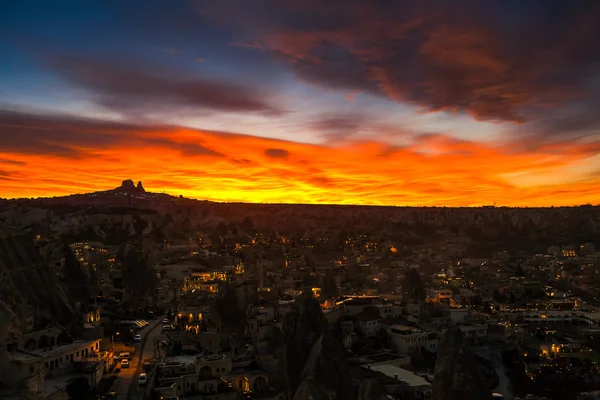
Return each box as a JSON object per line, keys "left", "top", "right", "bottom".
{"left": 0, "top": 111, "right": 599, "bottom": 206}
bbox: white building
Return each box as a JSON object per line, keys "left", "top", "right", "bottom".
{"left": 385, "top": 325, "right": 438, "bottom": 354}
{"left": 357, "top": 314, "right": 382, "bottom": 338}
{"left": 457, "top": 324, "right": 488, "bottom": 346}
{"left": 362, "top": 364, "right": 432, "bottom": 400}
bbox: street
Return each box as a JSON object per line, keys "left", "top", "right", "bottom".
{"left": 114, "top": 318, "right": 163, "bottom": 400}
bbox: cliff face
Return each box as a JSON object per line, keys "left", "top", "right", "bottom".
{"left": 432, "top": 327, "right": 492, "bottom": 400}
{"left": 282, "top": 291, "right": 354, "bottom": 400}
{"left": 0, "top": 229, "right": 76, "bottom": 326}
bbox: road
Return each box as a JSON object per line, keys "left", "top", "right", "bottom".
{"left": 115, "top": 318, "right": 163, "bottom": 400}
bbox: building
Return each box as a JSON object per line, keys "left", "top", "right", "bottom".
{"left": 426, "top": 288, "right": 453, "bottom": 303}
{"left": 356, "top": 313, "right": 382, "bottom": 338}
{"left": 457, "top": 324, "right": 488, "bottom": 347}
{"left": 499, "top": 284, "right": 526, "bottom": 301}
{"left": 361, "top": 364, "right": 432, "bottom": 400}
{"left": 375, "top": 304, "right": 402, "bottom": 320}
{"left": 155, "top": 354, "right": 233, "bottom": 398}
{"left": 385, "top": 325, "right": 438, "bottom": 354}
{"left": 8, "top": 339, "right": 106, "bottom": 397}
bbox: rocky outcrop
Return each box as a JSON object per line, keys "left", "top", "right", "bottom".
{"left": 0, "top": 228, "right": 77, "bottom": 326}
{"left": 356, "top": 379, "right": 387, "bottom": 400}
{"left": 115, "top": 179, "right": 145, "bottom": 195}
{"left": 432, "top": 326, "right": 492, "bottom": 400}
{"left": 282, "top": 291, "right": 354, "bottom": 400}
{"left": 120, "top": 179, "right": 136, "bottom": 191}
{"left": 0, "top": 301, "right": 25, "bottom": 389}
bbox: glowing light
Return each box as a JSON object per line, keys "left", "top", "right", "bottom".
{"left": 2, "top": 124, "right": 600, "bottom": 206}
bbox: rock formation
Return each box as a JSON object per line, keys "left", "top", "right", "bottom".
{"left": 281, "top": 290, "right": 354, "bottom": 400}
{"left": 120, "top": 179, "right": 136, "bottom": 191}
{"left": 356, "top": 379, "right": 387, "bottom": 400}
{"left": 432, "top": 326, "right": 492, "bottom": 400}
{"left": 115, "top": 179, "right": 145, "bottom": 194}
{"left": 0, "top": 227, "right": 77, "bottom": 326}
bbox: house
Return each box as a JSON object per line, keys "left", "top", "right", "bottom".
{"left": 457, "top": 324, "right": 488, "bottom": 347}
{"left": 385, "top": 325, "right": 438, "bottom": 354}
{"left": 8, "top": 339, "right": 105, "bottom": 396}
{"left": 356, "top": 313, "right": 382, "bottom": 338}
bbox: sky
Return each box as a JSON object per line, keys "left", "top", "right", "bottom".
{"left": 1, "top": 0, "right": 600, "bottom": 206}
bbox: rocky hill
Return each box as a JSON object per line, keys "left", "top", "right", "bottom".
{"left": 281, "top": 291, "right": 354, "bottom": 400}
{"left": 0, "top": 227, "right": 79, "bottom": 329}
{"left": 433, "top": 326, "right": 492, "bottom": 400}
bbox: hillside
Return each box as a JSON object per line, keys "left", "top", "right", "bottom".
{"left": 1, "top": 181, "right": 599, "bottom": 254}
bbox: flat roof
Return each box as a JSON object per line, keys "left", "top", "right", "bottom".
{"left": 363, "top": 364, "right": 431, "bottom": 387}
{"left": 31, "top": 339, "right": 100, "bottom": 359}
{"left": 387, "top": 324, "right": 422, "bottom": 334}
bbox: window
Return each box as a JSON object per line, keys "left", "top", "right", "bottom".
{"left": 96, "top": 343, "right": 99, "bottom": 350}
{"left": 29, "top": 366, "right": 34, "bottom": 373}
{"left": 76, "top": 351, "right": 79, "bottom": 357}
{"left": 239, "top": 380, "right": 243, "bottom": 389}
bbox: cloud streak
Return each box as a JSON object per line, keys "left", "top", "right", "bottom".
{"left": 49, "top": 55, "right": 284, "bottom": 118}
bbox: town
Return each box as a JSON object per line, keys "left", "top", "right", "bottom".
{"left": 2, "top": 185, "right": 600, "bottom": 400}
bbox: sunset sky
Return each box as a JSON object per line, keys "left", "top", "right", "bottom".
{"left": 1, "top": 0, "right": 600, "bottom": 206}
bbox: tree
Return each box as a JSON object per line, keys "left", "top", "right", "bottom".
{"left": 62, "top": 244, "right": 91, "bottom": 302}
{"left": 301, "top": 271, "right": 317, "bottom": 287}
{"left": 515, "top": 264, "right": 525, "bottom": 277}
{"left": 120, "top": 246, "right": 158, "bottom": 303}
{"left": 241, "top": 217, "right": 254, "bottom": 234}
{"left": 216, "top": 221, "right": 228, "bottom": 235}
{"left": 213, "top": 285, "right": 247, "bottom": 334}
{"left": 402, "top": 268, "right": 425, "bottom": 302}
{"left": 321, "top": 272, "right": 340, "bottom": 300}
{"left": 228, "top": 221, "right": 238, "bottom": 236}
{"left": 172, "top": 340, "right": 183, "bottom": 356}
{"left": 66, "top": 377, "right": 91, "bottom": 400}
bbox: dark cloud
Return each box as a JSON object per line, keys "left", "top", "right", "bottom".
{"left": 200, "top": 0, "right": 600, "bottom": 126}
{"left": 146, "top": 138, "right": 225, "bottom": 158}
{"left": 231, "top": 158, "right": 253, "bottom": 164}
{"left": 310, "top": 114, "right": 365, "bottom": 142}
{"left": 264, "top": 148, "right": 289, "bottom": 158}
{"left": 0, "top": 109, "right": 223, "bottom": 158}
{"left": 49, "top": 55, "right": 284, "bottom": 118}
{"left": 0, "top": 109, "right": 131, "bottom": 157}
{"left": 0, "top": 158, "right": 26, "bottom": 165}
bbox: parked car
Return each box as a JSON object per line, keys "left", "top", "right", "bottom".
{"left": 119, "top": 352, "right": 130, "bottom": 360}
{"left": 133, "top": 334, "right": 142, "bottom": 342}
{"left": 103, "top": 392, "right": 117, "bottom": 400}
{"left": 162, "top": 318, "right": 169, "bottom": 324}
{"left": 121, "top": 359, "right": 130, "bottom": 368}
{"left": 138, "top": 373, "right": 147, "bottom": 386}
